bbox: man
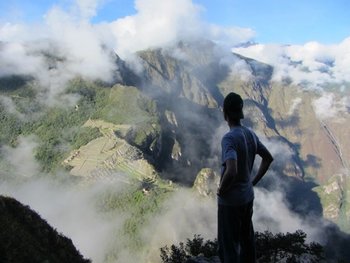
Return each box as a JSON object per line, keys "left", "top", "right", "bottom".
{"left": 217, "top": 92, "right": 273, "bottom": 263}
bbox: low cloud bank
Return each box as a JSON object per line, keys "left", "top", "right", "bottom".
{"left": 0, "top": 178, "right": 325, "bottom": 262}
{"left": 233, "top": 38, "right": 350, "bottom": 87}
{"left": 0, "top": 0, "right": 254, "bottom": 102}
{"left": 312, "top": 91, "right": 350, "bottom": 120}
{"left": 0, "top": 134, "right": 329, "bottom": 262}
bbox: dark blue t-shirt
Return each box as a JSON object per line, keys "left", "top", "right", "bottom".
{"left": 218, "top": 125, "right": 268, "bottom": 206}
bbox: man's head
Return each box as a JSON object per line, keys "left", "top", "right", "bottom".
{"left": 223, "top": 92, "right": 244, "bottom": 122}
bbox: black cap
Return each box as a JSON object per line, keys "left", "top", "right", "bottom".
{"left": 223, "top": 92, "right": 244, "bottom": 119}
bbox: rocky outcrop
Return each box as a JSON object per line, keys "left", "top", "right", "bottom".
{"left": 193, "top": 168, "right": 220, "bottom": 197}
{"left": 137, "top": 43, "right": 222, "bottom": 108}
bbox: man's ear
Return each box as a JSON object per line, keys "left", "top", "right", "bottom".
{"left": 224, "top": 112, "right": 228, "bottom": 121}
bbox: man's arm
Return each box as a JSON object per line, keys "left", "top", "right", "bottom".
{"left": 217, "top": 159, "right": 237, "bottom": 196}
{"left": 252, "top": 148, "right": 273, "bottom": 186}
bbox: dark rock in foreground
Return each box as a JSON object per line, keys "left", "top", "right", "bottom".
{"left": 0, "top": 195, "right": 90, "bottom": 263}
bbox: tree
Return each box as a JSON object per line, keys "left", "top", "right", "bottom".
{"left": 160, "top": 230, "right": 325, "bottom": 263}
{"left": 255, "top": 230, "right": 325, "bottom": 263}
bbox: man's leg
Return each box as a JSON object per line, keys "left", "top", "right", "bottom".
{"left": 239, "top": 201, "right": 256, "bottom": 263}
{"left": 218, "top": 204, "right": 241, "bottom": 263}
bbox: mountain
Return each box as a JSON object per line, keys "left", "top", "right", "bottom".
{"left": 0, "top": 195, "right": 90, "bottom": 263}
{"left": 0, "top": 39, "right": 350, "bottom": 261}
{"left": 65, "top": 41, "right": 349, "bottom": 230}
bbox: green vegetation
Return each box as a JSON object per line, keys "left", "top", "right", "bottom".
{"left": 93, "top": 84, "right": 159, "bottom": 125}
{"left": 0, "top": 75, "right": 30, "bottom": 92}
{"left": 0, "top": 77, "right": 160, "bottom": 173}
{"left": 160, "top": 235, "right": 218, "bottom": 263}
{"left": 22, "top": 104, "right": 100, "bottom": 172}
{"left": 338, "top": 178, "right": 350, "bottom": 233}
{"left": 255, "top": 230, "right": 324, "bottom": 263}
{"left": 160, "top": 230, "right": 325, "bottom": 263}
{"left": 69, "top": 127, "right": 102, "bottom": 150}
{"left": 0, "top": 104, "right": 22, "bottom": 146}
{"left": 95, "top": 179, "right": 172, "bottom": 262}
{"left": 125, "top": 121, "right": 161, "bottom": 151}
{"left": 0, "top": 78, "right": 101, "bottom": 172}
{"left": 314, "top": 175, "right": 350, "bottom": 233}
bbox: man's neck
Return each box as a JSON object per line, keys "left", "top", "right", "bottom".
{"left": 229, "top": 120, "right": 241, "bottom": 128}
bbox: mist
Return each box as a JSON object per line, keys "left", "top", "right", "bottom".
{"left": 0, "top": 171, "right": 326, "bottom": 263}
{"left": 1, "top": 0, "right": 350, "bottom": 262}
{"left": 0, "top": 0, "right": 254, "bottom": 105}
{"left": 0, "top": 133, "right": 330, "bottom": 262}
{"left": 233, "top": 38, "right": 350, "bottom": 88}
{"left": 2, "top": 0, "right": 348, "bottom": 108}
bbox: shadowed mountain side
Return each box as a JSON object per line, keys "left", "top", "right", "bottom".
{"left": 0, "top": 196, "right": 90, "bottom": 263}
{"left": 0, "top": 75, "right": 32, "bottom": 92}
{"left": 137, "top": 41, "right": 229, "bottom": 108}
{"left": 322, "top": 223, "right": 350, "bottom": 261}
{"left": 114, "top": 54, "right": 142, "bottom": 87}
{"left": 154, "top": 94, "right": 222, "bottom": 186}
{"left": 275, "top": 114, "right": 300, "bottom": 129}
{"left": 261, "top": 175, "right": 323, "bottom": 218}
{"left": 134, "top": 42, "right": 229, "bottom": 185}
{"left": 233, "top": 53, "right": 273, "bottom": 86}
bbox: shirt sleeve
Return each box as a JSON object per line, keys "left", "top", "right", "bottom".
{"left": 221, "top": 134, "right": 237, "bottom": 163}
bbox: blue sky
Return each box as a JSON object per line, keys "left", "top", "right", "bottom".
{"left": 0, "top": 0, "right": 349, "bottom": 44}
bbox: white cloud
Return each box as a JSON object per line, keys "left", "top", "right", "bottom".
{"left": 108, "top": 0, "right": 255, "bottom": 57}
{"left": 233, "top": 37, "right": 350, "bottom": 87}
{"left": 74, "top": 0, "right": 101, "bottom": 19}
{"left": 1, "top": 136, "right": 40, "bottom": 178}
{"left": 253, "top": 188, "right": 321, "bottom": 242}
{"left": 208, "top": 24, "right": 255, "bottom": 47}
{"left": 0, "top": 95, "right": 25, "bottom": 118}
{"left": 312, "top": 92, "right": 350, "bottom": 120}
{"left": 0, "top": 42, "right": 46, "bottom": 77}
{"left": 258, "top": 136, "right": 294, "bottom": 170}
{"left": 0, "top": 5, "right": 117, "bottom": 103}
{"left": 0, "top": 145, "right": 327, "bottom": 262}
{"left": 0, "top": 0, "right": 255, "bottom": 104}
{"left": 142, "top": 189, "right": 217, "bottom": 262}
{"left": 108, "top": 0, "right": 203, "bottom": 56}
{"left": 44, "top": 6, "right": 116, "bottom": 80}
{"left": 288, "top": 97, "right": 302, "bottom": 115}
{"left": 0, "top": 178, "right": 123, "bottom": 263}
